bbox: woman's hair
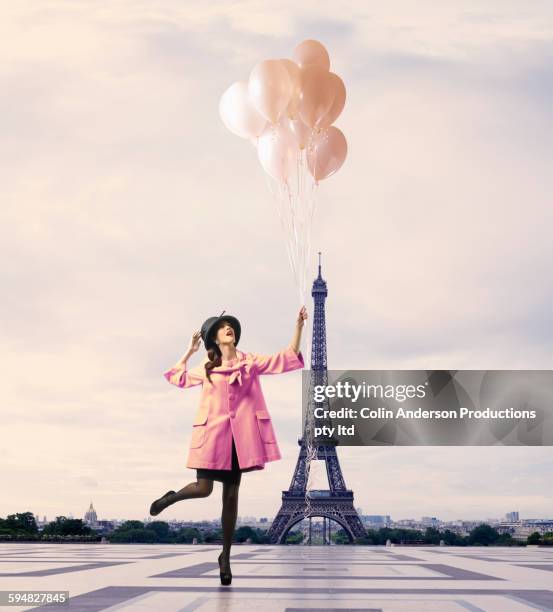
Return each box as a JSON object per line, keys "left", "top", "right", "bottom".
{"left": 204, "top": 320, "right": 229, "bottom": 384}
{"left": 205, "top": 346, "right": 222, "bottom": 384}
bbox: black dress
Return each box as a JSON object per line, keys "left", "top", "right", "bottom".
{"left": 196, "top": 435, "right": 259, "bottom": 484}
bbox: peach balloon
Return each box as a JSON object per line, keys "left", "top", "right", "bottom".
{"left": 280, "top": 58, "right": 301, "bottom": 119}
{"left": 293, "top": 39, "right": 330, "bottom": 71}
{"left": 257, "top": 122, "right": 297, "bottom": 183}
{"left": 298, "top": 65, "right": 335, "bottom": 128}
{"left": 307, "top": 126, "right": 347, "bottom": 181}
{"left": 287, "top": 117, "right": 312, "bottom": 150}
{"left": 318, "top": 73, "right": 346, "bottom": 129}
{"left": 219, "top": 81, "right": 267, "bottom": 139}
{"left": 248, "top": 59, "right": 292, "bottom": 124}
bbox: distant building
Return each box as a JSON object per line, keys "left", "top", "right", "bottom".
{"left": 505, "top": 511, "right": 520, "bottom": 522}
{"left": 512, "top": 519, "right": 553, "bottom": 539}
{"left": 443, "top": 524, "right": 470, "bottom": 536}
{"left": 34, "top": 515, "right": 49, "bottom": 529}
{"left": 497, "top": 523, "right": 516, "bottom": 535}
{"left": 362, "top": 515, "right": 391, "bottom": 528}
{"left": 96, "top": 520, "right": 114, "bottom": 530}
{"left": 394, "top": 519, "right": 416, "bottom": 528}
{"left": 84, "top": 501, "right": 98, "bottom": 527}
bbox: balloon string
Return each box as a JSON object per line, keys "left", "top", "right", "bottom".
{"left": 260, "top": 132, "right": 322, "bottom": 524}
{"left": 264, "top": 172, "right": 298, "bottom": 293}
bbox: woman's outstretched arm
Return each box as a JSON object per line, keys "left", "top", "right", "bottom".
{"left": 252, "top": 306, "right": 308, "bottom": 375}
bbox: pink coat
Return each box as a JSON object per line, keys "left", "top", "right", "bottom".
{"left": 163, "top": 343, "right": 305, "bottom": 470}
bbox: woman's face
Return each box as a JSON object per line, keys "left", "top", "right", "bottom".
{"left": 214, "top": 319, "right": 236, "bottom": 348}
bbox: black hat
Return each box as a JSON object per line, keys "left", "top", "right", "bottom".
{"left": 200, "top": 310, "right": 241, "bottom": 352}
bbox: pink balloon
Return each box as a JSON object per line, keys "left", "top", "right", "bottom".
{"left": 287, "top": 116, "right": 312, "bottom": 150}
{"left": 307, "top": 126, "right": 348, "bottom": 181}
{"left": 257, "top": 122, "right": 297, "bottom": 183}
{"left": 298, "top": 65, "right": 335, "bottom": 128}
{"left": 219, "top": 81, "right": 266, "bottom": 139}
{"left": 318, "top": 73, "right": 346, "bottom": 129}
{"left": 293, "top": 39, "right": 330, "bottom": 70}
{"left": 248, "top": 59, "right": 292, "bottom": 124}
{"left": 280, "top": 58, "right": 301, "bottom": 119}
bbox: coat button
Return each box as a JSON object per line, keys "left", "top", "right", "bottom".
{"left": 230, "top": 413, "right": 236, "bottom": 419}
{"left": 229, "top": 394, "right": 235, "bottom": 400}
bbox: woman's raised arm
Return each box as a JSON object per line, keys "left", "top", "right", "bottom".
{"left": 163, "top": 329, "right": 205, "bottom": 388}
{"left": 290, "top": 305, "right": 307, "bottom": 354}
{"left": 252, "top": 306, "right": 308, "bottom": 375}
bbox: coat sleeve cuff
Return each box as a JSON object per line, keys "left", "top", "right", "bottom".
{"left": 163, "top": 365, "right": 186, "bottom": 387}
{"left": 285, "top": 343, "right": 305, "bottom": 370}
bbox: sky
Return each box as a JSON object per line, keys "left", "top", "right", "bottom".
{"left": 1, "top": 1, "right": 552, "bottom": 525}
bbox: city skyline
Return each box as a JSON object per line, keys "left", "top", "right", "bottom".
{"left": 26, "top": 502, "right": 553, "bottom": 527}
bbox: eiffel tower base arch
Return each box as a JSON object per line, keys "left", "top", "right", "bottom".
{"left": 267, "top": 491, "right": 367, "bottom": 544}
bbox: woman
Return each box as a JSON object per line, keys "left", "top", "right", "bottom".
{"left": 150, "top": 305, "right": 307, "bottom": 585}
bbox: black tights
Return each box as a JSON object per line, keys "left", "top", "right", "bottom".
{"left": 172, "top": 477, "right": 240, "bottom": 564}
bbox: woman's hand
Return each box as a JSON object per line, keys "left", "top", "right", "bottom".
{"left": 296, "top": 305, "right": 308, "bottom": 328}
{"left": 187, "top": 330, "right": 203, "bottom": 354}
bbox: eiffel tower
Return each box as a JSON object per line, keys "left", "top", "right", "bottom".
{"left": 267, "top": 254, "right": 367, "bottom": 544}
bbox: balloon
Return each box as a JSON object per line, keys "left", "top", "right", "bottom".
{"left": 307, "top": 126, "right": 347, "bottom": 181}
{"left": 318, "top": 73, "right": 346, "bottom": 129}
{"left": 287, "top": 116, "right": 312, "bottom": 150}
{"left": 248, "top": 59, "right": 292, "bottom": 124}
{"left": 297, "top": 65, "right": 335, "bottom": 128}
{"left": 219, "top": 81, "right": 267, "bottom": 139}
{"left": 280, "top": 58, "right": 301, "bottom": 119}
{"left": 257, "top": 122, "right": 297, "bottom": 183}
{"left": 293, "top": 39, "right": 330, "bottom": 71}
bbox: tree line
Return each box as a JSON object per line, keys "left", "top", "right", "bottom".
{"left": 1, "top": 512, "right": 551, "bottom": 546}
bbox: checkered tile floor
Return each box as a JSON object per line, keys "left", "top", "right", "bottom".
{"left": 0, "top": 544, "right": 552, "bottom": 611}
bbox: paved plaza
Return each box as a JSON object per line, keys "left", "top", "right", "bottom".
{"left": 0, "top": 543, "right": 552, "bottom": 611}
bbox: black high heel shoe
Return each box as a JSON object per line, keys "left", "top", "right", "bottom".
{"left": 218, "top": 552, "right": 232, "bottom": 585}
{"left": 149, "top": 490, "right": 176, "bottom": 516}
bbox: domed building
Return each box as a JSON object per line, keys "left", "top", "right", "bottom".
{"left": 84, "top": 501, "right": 98, "bottom": 527}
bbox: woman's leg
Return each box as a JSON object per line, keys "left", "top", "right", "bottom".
{"left": 150, "top": 478, "right": 213, "bottom": 516}
{"left": 172, "top": 477, "right": 214, "bottom": 502}
{"left": 220, "top": 478, "right": 241, "bottom": 572}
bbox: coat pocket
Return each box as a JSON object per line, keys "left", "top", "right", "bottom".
{"left": 190, "top": 424, "right": 207, "bottom": 449}
{"left": 190, "top": 411, "right": 208, "bottom": 448}
{"left": 255, "top": 410, "right": 276, "bottom": 444}
{"left": 193, "top": 411, "right": 208, "bottom": 426}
